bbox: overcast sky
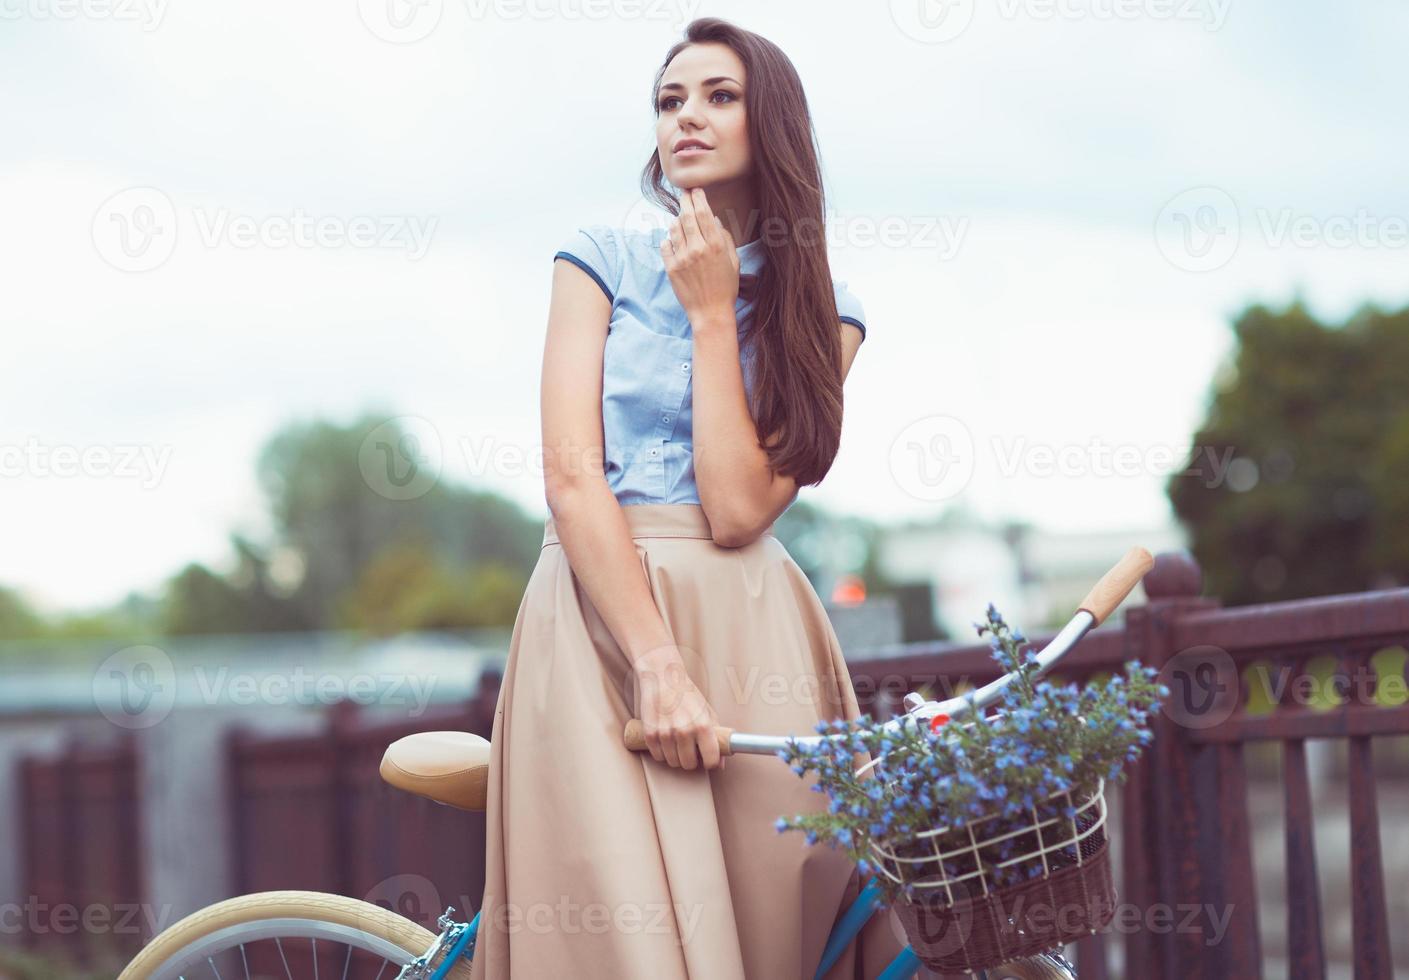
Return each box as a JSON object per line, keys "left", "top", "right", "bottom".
{"left": 4, "top": 0, "right": 1408, "bottom": 612}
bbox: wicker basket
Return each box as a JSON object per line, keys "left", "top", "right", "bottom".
{"left": 870, "top": 779, "right": 1116, "bottom": 974}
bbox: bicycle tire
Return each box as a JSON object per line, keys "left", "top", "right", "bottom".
{"left": 116, "top": 890, "right": 475, "bottom": 980}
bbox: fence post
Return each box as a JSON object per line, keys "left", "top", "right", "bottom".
{"left": 59, "top": 737, "right": 84, "bottom": 961}
{"left": 1121, "top": 550, "right": 1221, "bottom": 978}
{"left": 224, "top": 723, "right": 248, "bottom": 897}
{"left": 461, "top": 667, "right": 502, "bottom": 914}
{"left": 327, "top": 698, "right": 360, "bottom": 899}
{"left": 467, "top": 668, "right": 502, "bottom": 735}
{"left": 17, "top": 755, "right": 39, "bottom": 952}
{"left": 115, "top": 730, "right": 146, "bottom": 955}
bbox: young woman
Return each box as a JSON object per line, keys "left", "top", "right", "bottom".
{"left": 470, "top": 17, "right": 905, "bottom": 979}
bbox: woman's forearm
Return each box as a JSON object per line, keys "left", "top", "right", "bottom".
{"left": 691, "top": 308, "right": 779, "bottom": 540}
{"left": 543, "top": 480, "right": 677, "bottom": 665}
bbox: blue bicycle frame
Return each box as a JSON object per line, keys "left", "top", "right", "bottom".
{"left": 420, "top": 876, "right": 935, "bottom": 980}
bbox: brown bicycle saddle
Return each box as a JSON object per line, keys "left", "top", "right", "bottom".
{"left": 379, "top": 731, "right": 491, "bottom": 812}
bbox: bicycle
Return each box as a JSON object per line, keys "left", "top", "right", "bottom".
{"left": 116, "top": 547, "right": 1152, "bottom": 980}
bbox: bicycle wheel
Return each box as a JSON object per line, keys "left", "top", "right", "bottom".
{"left": 117, "top": 890, "right": 475, "bottom": 980}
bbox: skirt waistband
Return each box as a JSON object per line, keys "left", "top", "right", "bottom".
{"left": 542, "top": 503, "right": 775, "bottom": 546}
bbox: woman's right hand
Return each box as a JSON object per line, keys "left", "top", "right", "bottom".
{"left": 631, "top": 645, "right": 726, "bottom": 772}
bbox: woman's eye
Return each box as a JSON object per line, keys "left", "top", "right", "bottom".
{"left": 657, "top": 91, "right": 737, "bottom": 112}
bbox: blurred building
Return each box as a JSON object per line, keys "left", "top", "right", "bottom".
{"left": 875, "top": 510, "right": 1189, "bottom": 639}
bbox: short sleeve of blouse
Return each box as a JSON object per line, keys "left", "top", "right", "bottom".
{"left": 554, "top": 225, "right": 621, "bottom": 305}
{"left": 834, "top": 280, "right": 867, "bottom": 342}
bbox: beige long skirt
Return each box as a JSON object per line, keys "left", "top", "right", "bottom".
{"left": 469, "top": 503, "right": 908, "bottom": 979}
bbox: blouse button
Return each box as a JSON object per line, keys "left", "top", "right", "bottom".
{"left": 648, "top": 448, "right": 659, "bottom": 458}
{"left": 661, "top": 415, "right": 671, "bottom": 424}
{"left": 680, "top": 362, "right": 690, "bottom": 372}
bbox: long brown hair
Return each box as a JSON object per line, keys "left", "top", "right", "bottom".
{"left": 642, "top": 17, "right": 846, "bottom": 489}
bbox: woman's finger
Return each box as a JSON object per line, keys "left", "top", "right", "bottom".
{"left": 643, "top": 726, "right": 664, "bottom": 764}
{"left": 674, "top": 729, "right": 699, "bottom": 770}
{"left": 661, "top": 732, "right": 681, "bottom": 768}
{"left": 676, "top": 192, "right": 703, "bottom": 249}
{"left": 690, "top": 189, "right": 719, "bottom": 247}
{"left": 696, "top": 724, "right": 721, "bottom": 771}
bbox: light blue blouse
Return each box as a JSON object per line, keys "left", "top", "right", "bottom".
{"left": 553, "top": 223, "right": 867, "bottom": 508}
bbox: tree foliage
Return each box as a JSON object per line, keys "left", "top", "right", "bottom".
{"left": 159, "top": 412, "right": 542, "bottom": 634}
{"left": 1167, "top": 300, "right": 1409, "bottom": 604}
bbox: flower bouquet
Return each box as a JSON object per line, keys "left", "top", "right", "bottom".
{"left": 775, "top": 605, "right": 1167, "bottom": 974}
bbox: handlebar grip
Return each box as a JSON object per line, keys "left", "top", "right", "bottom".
{"left": 623, "top": 719, "right": 735, "bottom": 756}
{"left": 1078, "top": 545, "right": 1155, "bottom": 626}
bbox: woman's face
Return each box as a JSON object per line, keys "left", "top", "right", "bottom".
{"left": 655, "top": 42, "right": 750, "bottom": 193}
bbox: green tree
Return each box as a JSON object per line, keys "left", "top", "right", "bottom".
{"left": 1167, "top": 299, "right": 1409, "bottom": 605}
{"left": 333, "top": 537, "right": 527, "bottom": 635}
{"left": 0, "top": 585, "right": 45, "bottom": 640}
{"left": 256, "top": 412, "right": 541, "bottom": 631}
{"left": 160, "top": 533, "right": 308, "bottom": 635}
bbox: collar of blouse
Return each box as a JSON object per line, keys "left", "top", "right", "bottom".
{"left": 736, "top": 235, "right": 764, "bottom": 303}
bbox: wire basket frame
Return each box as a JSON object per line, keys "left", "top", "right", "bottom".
{"left": 867, "top": 778, "right": 1107, "bottom": 903}
{"left": 870, "top": 778, "right": 1116, "bottom": 973}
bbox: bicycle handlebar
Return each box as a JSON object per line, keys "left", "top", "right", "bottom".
{"left": 1075, "top": 545, "right": 1156, "bottom": 627}
{"left": 622, "top": 545, "right": 1155, "bottom": 758}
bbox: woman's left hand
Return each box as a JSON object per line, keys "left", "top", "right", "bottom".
{"left": 661, "top": 187, "right": 739, "bottom": 327}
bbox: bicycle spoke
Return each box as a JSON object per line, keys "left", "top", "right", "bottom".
{"left": 207, "top": 957, "right": 224, "bottom": 980}
{"left": 275, "top": 936, "right": 294, "bottom": 980}
{"left": 341, "top": 943, "right": 352, "bottom": 980}
{"left": 240, "top": 943, "right": 250, "bottom": 980}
